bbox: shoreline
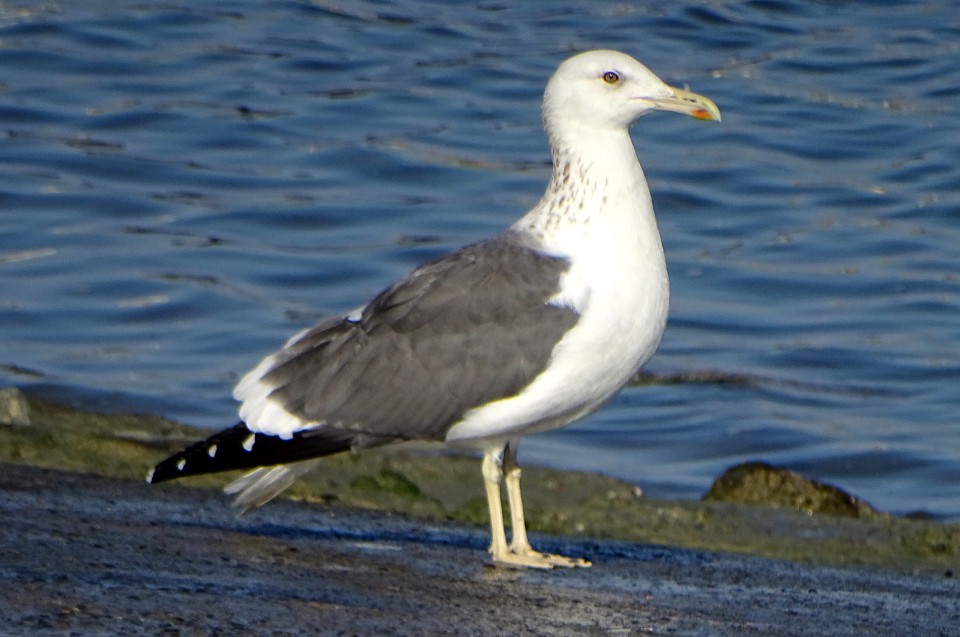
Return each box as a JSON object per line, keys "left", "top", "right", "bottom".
{"left": 4, "top": 462, "right": 959, "bottom": 636}
{"left": 1, "top": 387, "right": 957, "bottom": 576}
{"left": 2, "top": 387, "right": 959, "bottom": 635}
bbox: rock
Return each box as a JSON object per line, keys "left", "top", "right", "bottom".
{"left": 704, "top": 461, "right": 882, "bottom": 519}
{"left": 0, "top": 387, "right": 30, "bottom": 427}
{"left": 3, "top": 463, "right": 958, "bottom": 637}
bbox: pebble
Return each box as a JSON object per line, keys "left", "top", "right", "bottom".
{"left": 0, "top": 387, "right": 30, "bottom": 427}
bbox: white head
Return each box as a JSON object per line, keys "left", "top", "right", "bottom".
{"left": 542, "top": 50, "right": 720, "bottom": 137}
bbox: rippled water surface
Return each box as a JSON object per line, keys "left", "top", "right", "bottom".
{"left": 2, "top": 1, "right": 958, "bottom": 518}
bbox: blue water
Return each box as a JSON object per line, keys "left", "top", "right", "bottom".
{"left": 2, "top": 1, "right": 958, "bottom": 519}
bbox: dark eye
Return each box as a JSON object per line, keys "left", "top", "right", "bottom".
{"left": 602, "top": 71, "right": 620, "bottom": 84}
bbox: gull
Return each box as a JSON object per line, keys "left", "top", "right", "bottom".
{"left": 149, "top": 49, "right": 720, "bottom": 569}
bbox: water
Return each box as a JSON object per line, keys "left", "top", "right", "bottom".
{"left": 2, "top": 1, "right": 958, "bottom": 519}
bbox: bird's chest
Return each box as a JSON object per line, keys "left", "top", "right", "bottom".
{"left": 512, "top": 151, "right": 670, "bottom": 398}
{"left": 538, "top": 224, "right": 669, "bottom": 417}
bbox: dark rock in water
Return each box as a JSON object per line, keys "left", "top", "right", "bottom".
{"left": 704, "top": 461, "right": 883, "bottom": 519}
{"left": 0, "top": 388, "right": 30, "bottom": 427}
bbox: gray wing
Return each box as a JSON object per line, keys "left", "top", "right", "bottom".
{"left": 256, "top": 232, "right": 579, "bottom": 443}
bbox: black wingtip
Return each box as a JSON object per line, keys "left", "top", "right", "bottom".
{"left": 149, "top": 423, "right": 257, "bottom": 484}
{"left": 148, "top": 422, "right": 357, "bottom": 484}
{"left": 147, "top": 423, "right": 240, "bottom": 484}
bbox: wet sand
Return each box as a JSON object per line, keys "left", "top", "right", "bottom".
{"left": 3, "top": 463, "right": 958, "bottom": 637}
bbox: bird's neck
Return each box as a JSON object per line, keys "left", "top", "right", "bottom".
{"left": 512, "top": 124, "right": 660, "bottom": 259}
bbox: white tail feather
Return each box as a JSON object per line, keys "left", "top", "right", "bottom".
{"left": 224, "top": 459, "right": 321, "bottom": 514}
